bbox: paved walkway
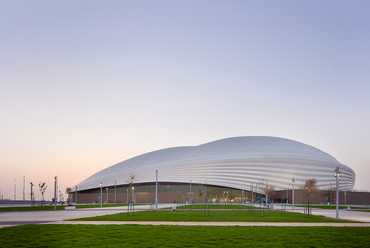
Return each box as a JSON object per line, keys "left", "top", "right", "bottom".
{"left": 2, "top": 204, "right": 370, "bottom": 228}
{"left": 286, "top": 207, "right": 370, "bottom": 223}
{"left": 0, "top": 204, "right": 172, "bottom": 228}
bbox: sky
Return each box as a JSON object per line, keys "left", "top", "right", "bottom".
{"left": 1, "top": 1, "right": 369, "bottom": 201}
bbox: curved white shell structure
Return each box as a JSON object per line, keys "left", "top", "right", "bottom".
{"left": 73, "top": 136, "right": 355, "bottom": 194}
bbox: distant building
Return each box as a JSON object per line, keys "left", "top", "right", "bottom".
{"left": 68, "top": 136, "right": 355, "bottom": 204}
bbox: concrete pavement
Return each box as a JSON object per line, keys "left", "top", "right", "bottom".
{"left": 2, "top": 204, "right": 370, "bottom": 228}
{"left": 287, "top": 207, "right": 370, "bottom": 222}
{"left": 0, "top": 204, "right": 175, "bottom": 228}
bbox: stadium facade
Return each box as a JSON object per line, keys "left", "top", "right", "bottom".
{"left": 68, "top": 136, "right": 355, "bottom": 204}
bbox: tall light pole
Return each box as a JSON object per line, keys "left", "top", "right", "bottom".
{"left": 14, "top": 179, "right": 16, "bottom": 200}
{"left": 155, "top": 170, "right": 158, "bottom": 210}
{"left": 251, "top": 183, "right": 254, "bottom": 217}
{"left": 132, "top": 186, "right": 135, "bottom": 203}
{"left": 292, "top": 178, "right": 295, "bottom": 213}
{"left": 100, "top": 182, "right": 103, "bottom": 207}
{"left": 335, "top": 167, "right": 341, "bottom": 220}
{"left": 75, "top": 185, "right": 77, "bottom": 205}
{"left": 344, "top": 191, "right": 347, "bottom": 206}
{"left": 190, "top": 180, "right": 192, "bottom": 203}
{"left": 126, "top": 189, "right": 129, "bottom": 204}
{"left": 266, "top": 181, "right": 268, "bottom": 208}
{"left": 241, "top": 190, "right": 244, "bottom": 204}
{"left": 106, "top": 188, "right": 108, "bottom": 204}
{"left": 30, "top": 182, "right": 34, "bottom": 207}
{"left": 54, "top": 176, "right": 58, "bottom": 210}
{"left": 114, "top": 180, "right": 117, "bottom": 204}
{"left": 23, "top": 176, "right": 25, "bottom": 201}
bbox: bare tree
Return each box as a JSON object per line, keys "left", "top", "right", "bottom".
{"left": 264, "top": 185, "right": 275, "bottom": 211}
{"left": 303, "top": 178, "right": 319, "bottom": 217}
{"left": 65, "top": 187, "right": 71, "bottom": 204}
{"left": 198, "top": 188, "right": 203, "bottom": 207}
{"left": 126, "top": 174, "right": 136, "bottom": 216}
{"left": 39, "top": 182, "right": 47, "bottom": 210}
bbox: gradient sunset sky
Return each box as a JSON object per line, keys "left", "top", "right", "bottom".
{"left": 1, "top": 1, "right": 369, "bottom": 200}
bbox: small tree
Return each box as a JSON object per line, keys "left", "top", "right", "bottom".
{"left": 59, "top": 190, "right": 64, "bottom": 205}
{"left": 303, "top": 178, "right": 319, "bottom": 217}
{"left": 126, "top": 174, "right": 136, "bottom": 216}
{"left": 39, "top": 182, "right": 47, "bottom": 210}
{"left": 198, "top": 188, "right": 203, "bottom": 207}
{"left": 264, "top": 185, "right": 275, "bottom": 211}
{"left": 65, "top": 187, "right": 71, "bottom": 204}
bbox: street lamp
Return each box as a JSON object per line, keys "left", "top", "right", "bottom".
{"left": 190, "top": 180, "right": 192, "bottom": 203}
{"left": 335, "top": 167, "right": 341, "bottom": 220}
{"left": 75, "top": 185, "right": 77, "bottom": 205}
{"left": 106, "top": 188, "right": 108, "bottom": 204}
{"left": 126, "top": 188, "right": 129, "bottom": 204}
{"left": 266, "top": 181, "right": 268, "bottom": 208}
{"left": 54, "top": 176, "right": 58, "bottom": 210}
{"left": 100, "top": 182, "right": 103, "bottom": 207}
{"left": 292, "top": 178, "right": 295, "bottom": 213}
{"left": 30, "top": 182, "right": 34, "bottom": 207}
{"left": 132, "top": 186, "right": 135, "bottom": 203}
{"left": 114, "top": 180, "right": 117, "bottom": 204}
{"left": 155, "top": 170, "right": 158, "bottom": 210}
{"left": 251, "top": 183, "right": 254, "bottom": 217}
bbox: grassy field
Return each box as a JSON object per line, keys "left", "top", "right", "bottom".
{"left": 0, "top": 224, "right": 369, "bottom": 247}
{"left": 0, "top": 204, "right": 130, "bottom": 212}
{"left": 173, "top": 204, "right": 262, "bottom": 209}
{"left": 72, "top": 209, "right": 353, "bottom": 222}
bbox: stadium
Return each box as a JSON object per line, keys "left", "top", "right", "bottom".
{"left": 68, "top": 136, "right": 356, "bottom": 204}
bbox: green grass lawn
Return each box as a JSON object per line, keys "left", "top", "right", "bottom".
{"left": 0, "top": 224, "right": 368, "bottom": 247}
{"left": 72, "top": 209, "right": 353, "bottom": 222}
{"left": 173, "top": 204, "right": 262, "bottom": 209}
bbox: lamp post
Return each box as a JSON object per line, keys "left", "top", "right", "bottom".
{"left": 266, "top": 181, "right": 268, "bottom": 208}
{"left": 114, "top": 180, "right": 117, "bottom": 204}
{"left": 30, "top": 182, "right": 34, "bottom": 207}
{"left": 100, "top": 182, "right": 103, "bottom": 207}
{"left": 75, "top": 185, "right": 77, "bottom": 205}
{"left": 132, "top": 186, "right": 135, "bottom": 203}
{"left": 335, "top": 167, "right": 341, "bottom": 220}
{"left": 106, "top": 188, "right": 108, "bottom": 204}
{"left": 251, "top": 183, "right": 254, "bottom": 217}
{"left": 292, "top": 178, "right": 295, "bottom": 213}
{"left": 54, "top": 176, "right": 58, "bottom": 210}
{"left": 190, "top": 180, "right": 192, "bottom": 203}
{"left": 344, "top": 191, "right": 346, "bottom": 206}
{"left": 14, "top": 179, "right": 16, "bottom": 201}
{"left": 155, "top": 170, "right": 158, "bottom": 210}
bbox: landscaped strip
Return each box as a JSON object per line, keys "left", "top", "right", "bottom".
{"left": 71, "top": 209, "right": 355, "bottom": 223}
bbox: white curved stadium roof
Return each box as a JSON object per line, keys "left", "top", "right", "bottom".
{"left": 73, "top": 136, "right": 355, "bottom": 193}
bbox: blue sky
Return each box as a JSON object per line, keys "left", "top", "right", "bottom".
{"left": 1, "top": 1, "right": 369, "bottom": 200}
